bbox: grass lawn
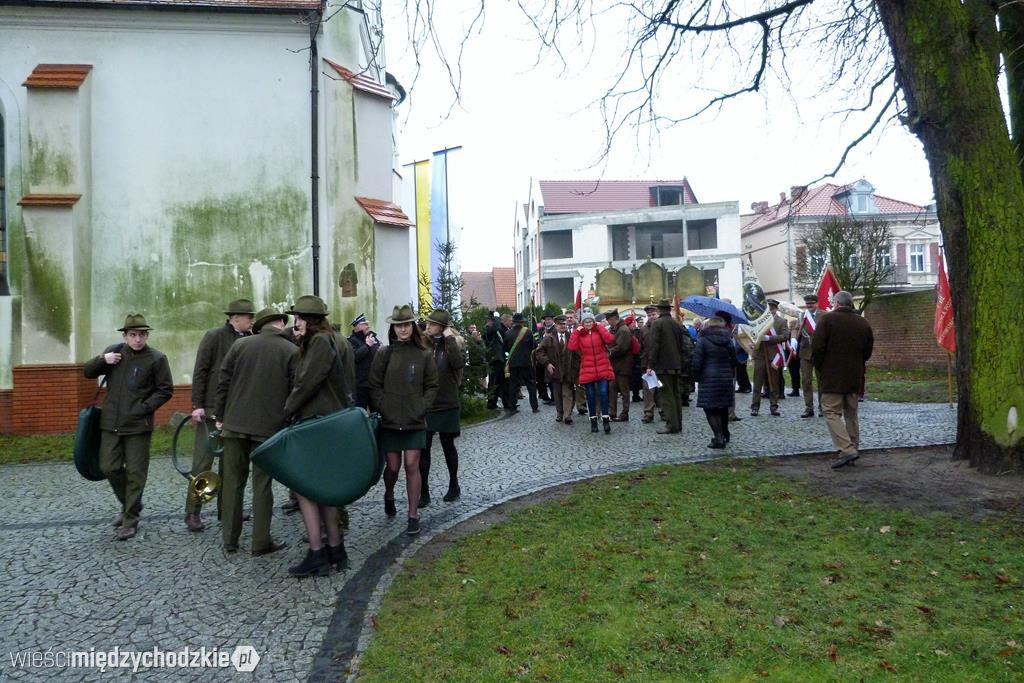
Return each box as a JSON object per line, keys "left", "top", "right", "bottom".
{"left": 864, "top": 366, "right": 955, "bottom": 404}
{"left": 359, "top": 462, "right": 1023, "bottom": 681}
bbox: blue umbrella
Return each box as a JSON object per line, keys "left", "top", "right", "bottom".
{"left": 680, "top": 295, "right": 750, "bottom": 324}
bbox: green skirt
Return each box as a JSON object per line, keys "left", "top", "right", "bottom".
{"left": 426, "top": 407, "right": 461, "bottom": 436}
{"left": 379, "top": 428, "right": 427, "bottom": 452}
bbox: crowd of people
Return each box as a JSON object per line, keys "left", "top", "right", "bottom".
{"left": 82, "top": 289, "right": 872, "bottom": 577}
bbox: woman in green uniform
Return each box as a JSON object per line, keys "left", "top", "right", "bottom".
{"left": 283, "top": 295, "right": 355, "bottom": 577}
{"left": 369, "top": 304, "right": 438, "bottom": 536}
{"left": 418, "top": 309, "right": 464, "bottom": 506}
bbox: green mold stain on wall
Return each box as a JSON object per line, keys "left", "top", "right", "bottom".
{"left": 332, "top": 210, "right": 377, "bottom": 328}
{"left": 24, "top": 235, "right": 72, "bottom": 344}
{"left": 28, "top": 135, "right": 74, "bottom": 188}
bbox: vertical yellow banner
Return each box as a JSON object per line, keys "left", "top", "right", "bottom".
{"left": 414, "top": 160, "right": 432, "bottom": 313}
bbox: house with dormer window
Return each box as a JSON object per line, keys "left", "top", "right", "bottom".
{"left": 514, "top": 178, "right": 743, "bottom": 309}
{"left": 741, "top": 179, "right": 941, "bottom": 301}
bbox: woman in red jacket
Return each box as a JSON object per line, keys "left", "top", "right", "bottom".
{"left": 568, "top": 311, "right": 616, "bottom": 433}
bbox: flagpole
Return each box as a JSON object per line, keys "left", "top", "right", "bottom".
{"left": 946, "top": 351, "right": 954, "bottom": 406}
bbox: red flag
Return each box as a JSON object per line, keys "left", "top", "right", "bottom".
{"left": 816, "top": 265, "right": 841, "bottom": 311}
{"left": 574, "top": 286, "right": 582, "bottom": 315}
{"left": 935, "top": 257, "right": 955, "bottom": 353}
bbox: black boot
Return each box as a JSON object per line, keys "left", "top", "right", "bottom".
{"left": 288, "top": 548, "right": 331, "bottom": 577}
{"left": 443, "top": 482, "right": 461, "bottom": 502}
{"left": 384, "top": 497, "right": 397, "bottom": 517}
{"left": 419, "top": 488, "right": 431, "bottom": 508}
{"left": 602, "top": 416, "right": 611, "bottom": 434}
{"left": 326, "top": 543, "right": 349, "bottom": 570}
{"left": 590, "top": 417, "right": 599, "bottom": 433}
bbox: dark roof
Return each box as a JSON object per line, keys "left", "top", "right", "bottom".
{"left": 538, "top": 179, "right": 698, "bottom": 215}
{"left": 741, "top": 182, "right": 928, "bottom": 233}
{"left": 1, "top": 0, "right": 321, "bottom": 11}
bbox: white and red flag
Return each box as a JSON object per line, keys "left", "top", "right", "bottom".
{"left": 816, "top": 265, "right": 841, "bottom": 311}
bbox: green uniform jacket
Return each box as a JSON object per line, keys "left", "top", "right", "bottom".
{"left": 368, "top": 340, "right": 439, "bottom": 431}
{"left": 428, "top": 334, "right": 463, "bottom": 412}
{"left": 214, "top": 326, "right": 299, "bottom": 437}
{"left": 535, "top": 329, "right": 574, "bottom": 383}
{"left": 191, "top": 323, "right": 250, "bottom": 410}
{"left": 640, "top": 321, "right": 655, "bottom": 368}
{"left": 645, "top": 316, "right": 694, "bottom": 375}
{"left": 283, "top": 330, "right": 355, "bottom": 421}
{"left": 608, "top": 321, "right": 634, "bottom": 375}
{"left": 83, "top": 344, "right": 174, "bottom": 434}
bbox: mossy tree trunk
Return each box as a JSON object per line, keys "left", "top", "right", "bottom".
{"left": 876, "top": 0, "right": 1024, "bottom": 472}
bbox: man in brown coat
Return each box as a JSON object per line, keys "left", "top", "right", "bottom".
{"left": 811, "top": 291, "right": 874, "bottom": 468}
{"left": 639, "top": 305, "right": 660, "bottom": 423}
{"left": 536, "top": 315, "right": 575, "bottom": 424}
{"left": 214, "top": 307, "right": 297, "bottom": 554}
{"left": 799, "top": 293, "right": 823, "bottom": 418}
{"left": 645, "top": 299, "right": 693, "bottom": 435}
{"left": 750, "top": 299, "right": 789, "bottom": 417}
{"left": 185, "top": 298, "right": 254, "bottom": 531}
{"left": 606, "top": 309, "right": 634, "bottom": 421}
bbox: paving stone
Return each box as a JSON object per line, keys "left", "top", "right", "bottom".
{"left": 0, "top": 401, "right": 953, "bottom": 680}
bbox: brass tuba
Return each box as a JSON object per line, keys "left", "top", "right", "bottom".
{"left": 171, "top": 416, "right": 222, "bottom": 503}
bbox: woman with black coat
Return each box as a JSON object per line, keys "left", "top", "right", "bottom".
{"left": 691, "top": 316, "right": 739, "bottom": 448}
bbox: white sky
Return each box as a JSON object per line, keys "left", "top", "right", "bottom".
{"left": 381, "top": 2, "right": 936, "bottom": 272}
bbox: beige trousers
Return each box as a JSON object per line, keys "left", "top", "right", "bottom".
{"left": 821, "top": 392, "right": 860, "bottom": 456}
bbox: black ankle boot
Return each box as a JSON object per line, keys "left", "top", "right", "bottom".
{"left": 288, "top": 548, "right": 331, "bottom": 577}
{"left": 384, "top": 497, "right": 397, "bottom": 517}
{"left": 326, "top": 543, "right": 349, "bottom": 570}
{"left": 602, "top": 416, "right": 611, "bottom": 434}
{"left": 590, "top": 417, "right": 599, "bottom": 433}
{"left": 418, "top": 490, "right": 431, "bottom": 508}
{"left": 443, "top": 483, "right": 461, "bottom": 502}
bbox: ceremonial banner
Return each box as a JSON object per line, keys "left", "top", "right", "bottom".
{"left": 935, "top": 257, "right": 956, "bottom": 353}
{"left": 414, "top": 160, "right": 432, "bottom": 312}
{"left": 816, "top": 265, "right": 841, "bottom": 310}
{"left": 574, "top": 285, "right": 582, "bottom": 315}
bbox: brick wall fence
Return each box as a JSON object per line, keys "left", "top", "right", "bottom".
{"left": 1, "top": 363, "right": 192, "bottom": 435}
{"left": 863, "top": 289, "right": 953, "bottom": 371}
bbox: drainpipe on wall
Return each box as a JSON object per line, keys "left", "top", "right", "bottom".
{"left": 309, "top": 11, "right": 321, "bottom": 296}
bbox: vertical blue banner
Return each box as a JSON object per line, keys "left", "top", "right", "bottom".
{"left": 429, "top": 150, "right": 449, "bottom": 289}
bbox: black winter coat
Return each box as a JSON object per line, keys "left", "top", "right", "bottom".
{"left": 691, "top": 326, "right": 738, "bottom": 409}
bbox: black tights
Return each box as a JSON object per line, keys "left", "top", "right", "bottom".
{"left": 704, "top": 407, "right": 731, "bottom": 442}
{"left": 420, "top": 432, "right": 459, "bottom": 496}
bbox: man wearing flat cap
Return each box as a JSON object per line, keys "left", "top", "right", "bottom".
{"left": 640, "top": 304, "right": 660, "bottom": 423}
{"left": 84, "top": 314, "right": 174, "bottom": 541}
{"left": 214, "top": 307, "right": 296, "bottom": 555}
{"left": 348, "top": 313, "right": 380, "bottom": 410}
{"left": 799, "top": 294, "right": 823, "bottom": 418}
{"left": 536, "top": 314, "right": 575, "bottom": 423}
{"left": 644, "top": 299, "right": 693, "bottom": 435}
{"left": 183, "top": 298, "right": 254, "bottom": 532}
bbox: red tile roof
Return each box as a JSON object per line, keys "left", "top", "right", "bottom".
{"left": 741, "top": 183, "right": 927, "bottom": 234}
{"left": 492, "top": 267, "right": 517, "bottom": 309}
{"left": 323, "top": 59, "right": 394, "bottom": 100}
{"left": 355, "top": 197, "right": 412, "bottom": 227}
{"left": 8, "top": 0, "right": 321, "bottom": 9}
{"left": 23, "top": 64, "right": 92, "bottom": 88}
{"left": 538, "top": 179, "right": 698, "bottom": 214}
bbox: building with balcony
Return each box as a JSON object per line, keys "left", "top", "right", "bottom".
{"left": 741, "top": 180, "right": 942, "bottom": 301}
{"left": 514, "top": 179, "right": 743, "bottom": 310}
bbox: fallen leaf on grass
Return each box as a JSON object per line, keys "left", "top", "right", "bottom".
{"left": 929, "top": 570, "right": 940, "bottom": 577}
{"left": 1006, "top": 640, "right": 1019, "bottom": 649}
{"left": 981, "top": 556, "right": 995, "bottom": 564}
{"left": 961, "top": 572, "right": 983, "bottom": 580}
{"left": 891, "top": 559, "right": 902, "bottom": 566}
{"left": 998, "top": 649, "right": 1015, "bottom": 657}
{"left": 608, "top": 662, "right": 627, "bottom": 675}
{"left": 699, "top": 553, "right": 708, "bottom": 561}
{"left": 934, "top": 649, "right": 950, "bottom": 657}
{"left": 578, "top": 591, "right": 588, "bottom": 602}
{"left": 496, "top": 645, "right": 512, "bottom": 656}
{"left": 860, "top": 624, "right": 894, "bottom": 638}
{"left": 823, "top": 561, "right": 844, "bottom": 570}
{"left": 916, "top": 606, "right": 934, "bottom": 615}
{"left": 514, "top": 665, "right": 530, "bottom": 676}
{"left": 879, "top": 526, "right": 891, "bottom": 534}
{"left": 370, "top": 615, "right": 379, "bottom": 629}
{"left": 880, "top": 660, "right": 897, "bottom": 672}
{"left": 831, "top": 618, "right": 844, "bottom": 626}
{"left": 641, "top": 574, "right": 658, "bottom": 584}
{"left": 828, "top": 644, "right": 839, "bottom": 662}
{"left": 996, "top": 573, "right": 1014, "bottom": 584}
{"left": 773, "top": 615, "right": 789, "bottom": 628}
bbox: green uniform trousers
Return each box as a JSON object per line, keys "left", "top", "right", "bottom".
{"left": 99, "top": 431, "right": 152, "bottom": 529}
{"left": 657, "top": 373, "right": 683, "bottom": 433}
{"left": 185, "top": 417, "right": 219, "bottom": 516}
{"left": 221, "top": 435, "right": 274, "bottom": 552}
{"left": 609, "top": 373, "right": 632, "bottom": 419}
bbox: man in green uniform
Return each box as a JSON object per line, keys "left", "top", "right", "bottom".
{"left": 84, "top": 314, "right": 174, "bottom": 540}
{"left": 606, "top": 309, "right": 634, "bottom": 422}
{"left": 644, "top": 300, "right": 693, "bottom": 435}
{"left": 185, "top": 298, "right": 255, "bottom": 531}
{"left": 214, "top": 307, "right": 297, "bottom": 555}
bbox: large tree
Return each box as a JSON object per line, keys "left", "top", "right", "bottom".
{"left": 400, "top": 0, "right": 1024, "bottom": 472}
